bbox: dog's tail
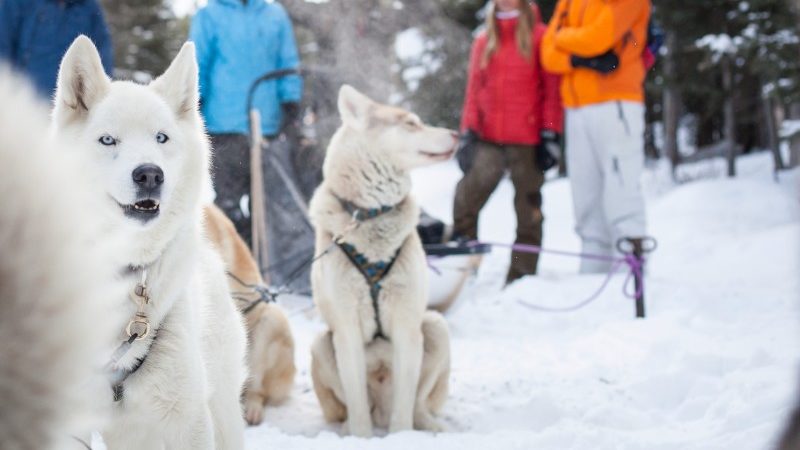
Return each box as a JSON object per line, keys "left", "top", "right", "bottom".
{"left": 0, "top": 68, "right": 123, "bottom": 449}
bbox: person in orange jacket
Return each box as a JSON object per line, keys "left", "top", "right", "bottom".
{"left": 541, "top": 0, "right": 651, "bottom": 273}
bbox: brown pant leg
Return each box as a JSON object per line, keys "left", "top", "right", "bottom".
{"left": 505, "top": 145, "right": 545, "bottom": 282}
{"left": 452, "top": 141, "right": 507, "bottom": 239}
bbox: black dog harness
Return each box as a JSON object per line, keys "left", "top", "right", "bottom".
{"left": 333, "top": 193, "right": 402, "bottom": 341}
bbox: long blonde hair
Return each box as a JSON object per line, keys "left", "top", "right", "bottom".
{"left": 481, "top": 1, "right": 536, "bottom": 68}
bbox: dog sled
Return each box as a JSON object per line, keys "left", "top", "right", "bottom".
{"left": 245, "top": 68, "right": 490, "bottom": 311}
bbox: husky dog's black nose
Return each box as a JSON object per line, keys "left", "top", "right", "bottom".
{"left": 132, "top": 164, "right": 164, "bottom": 190}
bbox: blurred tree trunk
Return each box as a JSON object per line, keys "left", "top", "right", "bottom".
{"left": 721, "top": 55, "right": 736, "bottom": 177}
{"left": 760, "top": 84, "right": 784, "bottom": 172}
{"left": 789, "top": 0, "right": 800, "bottom": 169}
{"left": 662, "top": 30, "right": 680, "bottom": 176}
{"left": 790, "top": 103, "right": 800, "bottom": 168}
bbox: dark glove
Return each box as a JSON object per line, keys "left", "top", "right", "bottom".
{"left": 280, "top": 102, "right": 302, "bottom": 138}
{"left": 571, "top": 50, "right": 619, "bottom": 74}
{"left": 455, "top": 129, "right": 479, "bottom": 173}
{"left": 535, "top": 129, "right": 561, "bottom": 171}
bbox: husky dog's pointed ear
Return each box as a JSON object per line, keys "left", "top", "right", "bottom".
{"left": 150, "top": 42, "right": 198, "bottom": 119}
{"left": 53, "top": 36, "right": 110, "bottom": 124}
{"left": 338, "top": 85, "right": 373, "bottom": 130}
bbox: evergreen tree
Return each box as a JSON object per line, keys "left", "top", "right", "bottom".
{"left": 99, "top": 0, "right": 188, "bottom": 80}
{"left": 652, "top": 0, "right": 799, "bottom": 157}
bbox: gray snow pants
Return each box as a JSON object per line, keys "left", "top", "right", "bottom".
{"left": 566, "top": 101, "right": 647, "bottom": 273}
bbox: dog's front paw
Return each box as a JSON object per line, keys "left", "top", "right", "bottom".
{"left": 389, "top": 418, "right": 414, "bottom": 433}
{"left": 414, "top": 412, "right": 445, "bottom": 433}
{"left": 344, "top": 419, "right": 373, "bottom": 438}
{"left": 244, "top": 400, "right": 265, "bottom": 426}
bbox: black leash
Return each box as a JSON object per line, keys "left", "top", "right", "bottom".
{"left": 226, "top": 271, "right": 279, "bottom": 314}
{"left": 230, "top": 191, "right": 404, "bottom": 329}
{"left": 72, "top": 435, "right": 93, "bottom": 449}
{"left": 228, "top": 238, "right": 342, "bottom": 315}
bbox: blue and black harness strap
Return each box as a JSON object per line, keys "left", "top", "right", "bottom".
{"left": 336, "top": 242, "right": 401, "bottom": 341}
{"left": 336, "top": 196, "right": 394, "bottom": 221}
{"left": 332, "top": 192, "right": 402, "bottom": 341}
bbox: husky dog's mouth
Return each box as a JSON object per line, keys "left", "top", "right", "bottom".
{"left": 118, "top": 198, "right": 161, "bottom": 223}
{"left": 419, "top": 148, "right": 456, "bottom": 160}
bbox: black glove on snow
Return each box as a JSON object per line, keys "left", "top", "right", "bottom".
{"left": 456, "top": 129, "right": 479, "bottom": 174}
{"left": 571, "top": 50, "right": 619, "bottom": 74}
{"left": 535, "top": 129, "right": 561, "bottom": 171}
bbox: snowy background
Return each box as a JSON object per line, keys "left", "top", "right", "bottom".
{"left": 117, "top": 2, "right": 800, "bottom": 447}
{"left": 243, "top": 153, "right": 800, "bottom": 449}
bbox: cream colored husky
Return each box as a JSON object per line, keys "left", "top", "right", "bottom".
{"left": 308, "top": 85, "right": 456, "bottom": 437}
{"left": 0, "top": 68, "right": 123, "bottom": 450}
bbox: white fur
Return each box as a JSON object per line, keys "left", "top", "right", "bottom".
{"left": 0, "top": 67, "right": 124, "bottom": 450}
{"left": 309, "top": 85, "right": 455, "bottom": 437}
{"left": 51, "top": 36, "right": 246, "bottom": 449}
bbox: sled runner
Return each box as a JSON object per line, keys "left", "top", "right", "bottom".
{"left": 246, "top": 68, "right": 489, "bottom": 310}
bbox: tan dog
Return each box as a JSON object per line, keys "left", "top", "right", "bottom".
{"left": 203, "top": 204, "right": 296, "bottom": 426}
{"left": 308, "top": 85, "right": 455, "bottom": 436}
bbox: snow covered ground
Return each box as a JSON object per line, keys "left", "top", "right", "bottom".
{"left": 247, "top": 152, "right": 800, "bottom": 449}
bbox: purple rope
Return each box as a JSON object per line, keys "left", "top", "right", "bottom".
{"left": 453, "top": 240, "right": 647, "bottom": 313}
{"left": 475, "top": 240, "right": 625, "bottom": 264}
{"left": 517, "top": 259, "right": 628, "bottom": 312}
{"left": 427, "top": 259, "right": 443, "bottom": 276}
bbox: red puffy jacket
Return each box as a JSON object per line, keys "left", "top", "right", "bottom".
{"left": 460, "top": 8, "right": 563, "bottom": 146}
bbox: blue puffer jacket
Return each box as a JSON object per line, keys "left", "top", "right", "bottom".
{"left": 190, "top": 0, "right": 302, "bottom": 135}
{"left": 0, "top": 0, "right": 113, "bottom": 98}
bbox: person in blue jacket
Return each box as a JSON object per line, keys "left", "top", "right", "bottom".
{"left": 190, "top": 0, "right": 303, "bottom": 246}
{"left": 0, "top": 0, "right": 113, "bottom": 98}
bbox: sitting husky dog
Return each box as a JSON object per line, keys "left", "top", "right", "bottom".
{"left": 203, "top": 203, "right": 296, "bottom": 426}
{"left": 309, "top": 85, "right": 455, "bottom": 436}
{"left": 0, "top": 69, "right": 123, "bottom": 450}
{"left": 51, "top": 36, "right": 247, "bottom": 449}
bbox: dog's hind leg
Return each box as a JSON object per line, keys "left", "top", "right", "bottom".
{"left": 244, "top": 305, "right": 296, "bottom": 426}
{"left": 243, "top": 313, "right": 269, "bottom": 426}
{"left": 260, "top": 304, "right": 296, "bottom": 406}
{"left": 414, "top": 311, "right": 451, "bottom": 432}
{"left": 311, "top": 331, "right": 348, "bottom": 423}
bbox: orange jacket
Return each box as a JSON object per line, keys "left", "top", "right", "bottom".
{"left": 541, "top": 0, "right": 651, "bottom": 108}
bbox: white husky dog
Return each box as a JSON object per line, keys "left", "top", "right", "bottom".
{"left": 0, "top": 68, "right": 123, "bottom": 450}
{"left": 309, "top": 85, "right": 455, "bottom": 437}
{"left": 51, "top": 36, "right": 247, "bottom": 449}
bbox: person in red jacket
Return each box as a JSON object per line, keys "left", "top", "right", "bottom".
{"left": 453, "top": 0, "right": 563, "bottom": 283}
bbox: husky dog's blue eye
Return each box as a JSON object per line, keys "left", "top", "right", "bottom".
{"left": 98, "top": 135, "right": 117, "bottom": 146}
{"left": 156, "top": 132, "right": 169, "bottom": 144}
